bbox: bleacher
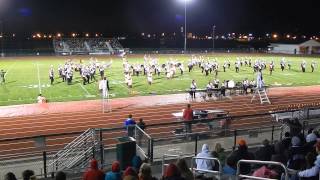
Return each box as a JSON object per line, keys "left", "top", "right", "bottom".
{"left": 52, "top": 38, "right": 124, "bottom": 55}
{"left": 2, "top": 107, "right": 320, "bottom": 180}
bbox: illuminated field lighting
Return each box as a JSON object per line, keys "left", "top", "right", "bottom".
{"left": 85, "top": 33, "right": 89, "bottom": 37}
{"left": 12, "top": 34, "right": 16, "bottom": 37}
{"left": 161, "top": 33, "right": 165, "bottom": 37}
{"left": 286, "top": 34, "right": 290, "bottom": 38}
{"left": 57, "top": 33, "right": 61, "bottom": 37}
{"left": 72, "top": 33, "right": 76, "bottom": 37}
{"left": 48, "top": 35, "right": 52, "bottom": 38}
{"left": 272, "top": 34, "right": 278, "bottom": 39}
{"left": 141, "top": 33, "right": 145, "bottom": 36}
{"left": 95, "top": 33, "right": 99, "bottom": 37}
{"left": 36, "top": 33, "right": 41, "bottom": 38}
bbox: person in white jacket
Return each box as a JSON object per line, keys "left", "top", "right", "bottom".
{"left": 298, "top": 155, "right": 320, "bottom": 178}
{"left": 196, "top": 144, "right": 215, "bottom": 174}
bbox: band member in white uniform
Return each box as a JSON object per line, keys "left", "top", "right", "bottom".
{"left": 190, "top": 80, "right": 197, "bottom": 99}
{"left": 99, "top": 77, "right": 108, "bottom": 98}
{"left": 127, "top": 74, "right": 133, "bottom": 88}
{"left": 256, "top": 69, "right": 264, "bottom": 89}
{"left": 49, "top": 66, "right": 54, "bottom": 85}
{"left": 147, "top": 71, "right": 153, "bottom": 85}
{"left": 301, "top": 60, "right": 306, "bottom": 73}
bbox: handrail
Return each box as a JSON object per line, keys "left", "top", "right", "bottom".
{"left": 161, "top": 154, "right": 195, "bottom": 176}
{"left": 191, "top": 157, "right": 222, "bottom": 180}
{"left": 236, "top": 160, "right": 289, "bottom": 180}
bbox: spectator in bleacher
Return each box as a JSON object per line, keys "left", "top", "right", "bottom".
{"left": 137, "top": 118, "right": 146, "bottom": 146}
{"left": 306, "top": 129, "right": 318, "bottom": 143}
{"left": 4, "top": 172, "right": 17, "bottom": 180}
{"left": 298, "top": 142, "right": 320, "bottom": 179}
{"left": 176, "top": 158, "right": 194, "bottom": 180}
{"left": 273, "top": 142, "right": 288, "bottom": 164}
{"left": 123, "top": 167, "right": 138, "bottom": 180}
{"left": 287, "top": 136, "right": 306, "bottom": 170}
{"left": 182, "top": 104, "right": 193, "bottom": 134}
{"left": 162, "top": 163, "right": 184, "bottom": 180}
{"left": 132, "top": 155, "right": 142, "bottom": 173}
{"left": 255, "top": 139, "right": 274, "bottom": 161}
{"left": 228, "top": 139, "right": 254, "bottom": 175}
{"left": 281, "top": 132, "right": 292, "bottom": 150}
{"left": 55, "top": 171, "right": 66, "bottom": 180}
{"left": 138, "top": 163, "right": 157, "bottom": 180}
{"left": 222, "top": 156, "right": 237, "bottom": 176}
{"left": 83, "top": 159, "right": 104, "bottom": 180}
{"left": 105, "top": 161, "right": 122, "bottom": 180}
{"left": 124, "top": 114, "right": 136, "bottom": 137}
{"left": 212, "top": 143, "right": 227, "bottom": 167}
{"left": 195, "top": 144, "right": 215, "bottom": 176}
{"left": 22, "top": 170, "right": 35, "bottom": 180}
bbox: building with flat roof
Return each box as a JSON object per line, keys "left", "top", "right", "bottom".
{"left": 269, "top": 40, "right": 320, "bottom": 54}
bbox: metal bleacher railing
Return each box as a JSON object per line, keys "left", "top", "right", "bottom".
{"left": 1, "top": 107, "right": 320, "bottom": 179}
{"left": 236, "top": 160, "right": 289, "bottom": 180}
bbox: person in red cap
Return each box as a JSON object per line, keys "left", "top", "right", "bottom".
{"left": 163, "top": 163, "right": 184, "bottom": 180}
{"left": 228, "top": 139, "right": 254, "bottom": 175}
{"left": 105, "top": 161, "right": 122, "bottom": 180}
{"left": 83, "top": 159, "right": 104, "bottom": 180}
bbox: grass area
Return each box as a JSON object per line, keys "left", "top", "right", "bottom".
{"left": 0, "top": 53, "right": 319, "bottom": 106}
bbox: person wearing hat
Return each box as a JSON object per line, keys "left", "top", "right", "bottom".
{"left": 287, "top": 136, "right": 306, "bottom": 170}
{"left": 228, "top": 139, "right": 255, "bottom": 175}
{"left": 105, "top": 161, "right": 122, "bottom": 180}
{"left": 195, "top": 144, "right": 215, "bottom": 177}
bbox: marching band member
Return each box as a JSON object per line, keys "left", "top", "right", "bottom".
{"left": 256, "top": 69, "right": 264, "bottom": 89}
{"left": 147, "top": 71, "right": 153, "bottom": 85}
{"left": 127, "top": 74, "right": 133, "bottom": 88}
{"left": 213, "top": 78, "right": 219, "bottom": 88}
{"left": 190, "top": 79, "right": 197, "bottom": 99}
{"left": 269, "top": 61, "right": 274, "bottom": 75}
{"left": 49, "top": 65, "right": 54, "bottom": 85}
{"left": 280, "top": 57, "right": 285, "bottom": 71}
{"left": 243, "top": 78, "right": 249, "bottom": 94}
{"left": 301, "top": 60, "right": 306, "bottom": 73}
{"left": 311, "top": 61, "right": 316, "bottom": 72}
{"left": 206, "top": 81, "right": 213, "bottom": 97}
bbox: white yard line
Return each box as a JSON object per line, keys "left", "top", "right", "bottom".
{"left": 36, "top": 63, "right": 42, "bottom": 94}
{"left": 79, "top": 83, "right": 93, "bottom": 97}
{"left": 4, "top": 62, "right": 16, "bottom": 78}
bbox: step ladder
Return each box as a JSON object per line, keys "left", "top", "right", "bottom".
{"left": 251, "top": 88, "right": 271, "bottom": 104}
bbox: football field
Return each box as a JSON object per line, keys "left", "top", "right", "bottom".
{"left": 0, "top": 53, "right": 319, "bottom": 106}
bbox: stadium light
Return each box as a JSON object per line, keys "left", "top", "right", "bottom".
{"left": 85, "top": 33, "right": 89, "bottom": 37}
{"left": 72, "top": 33, "right": 76, "bottom": 37}
{"left": 57, "top": 33, "right": 61, "bottom": 38}
{"left": 272, "top": 34, "right": 278, "bottom": 39}
{"left": 179, "top": 0, "right": 192, "bottom": 53}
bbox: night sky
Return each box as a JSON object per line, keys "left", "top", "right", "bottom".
{"left": 0, "top": 0, "right": 319, "bottom": 36}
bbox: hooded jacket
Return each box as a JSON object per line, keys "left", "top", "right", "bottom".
{"left": 105, "top": 161, "right": 122, "bottom": 180}
{"left": 196, "top": 144, "right": 215, "bottom": 171}
{"left": 84, "top": 159, "right": 104, "bottom": 180}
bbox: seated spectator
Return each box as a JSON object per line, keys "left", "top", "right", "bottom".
{"left": 273, "top": 141, "right": 289, "bottom": 163}
{"left": 255, "top": 139, "right": 274, "bottom": 161}
{"left": 105, "top": 161, "right": 122, "bottom": 180}
{"left": 252, "top": 165, "right": 278, "bottom": 179}
{"left": 4, "top": 172, "right": 17, "bottom": 180}
{"left": 138, "top": 163, "right": 157, "bottom": 180}
{"left": 22, "top": 170, "right": 35, "bottom": 180}
{"left": 212, "top": 143, "right": 226, "bottom": 167}
{"left": 176, "top": 158, "right": 194, "bottom": 180}
{"left": 123, "top": 167, "right": 138, "bottom": 180}
{"left": 55, "top": 171, "right": 66, "bottom": 180}
{"left": 83, "top": 159, "right": 104, "bottom": 180}
{"left": 228, "top": 139, "right": 255, "bottom": 175}
{"left": 196, "top": 144, "right": 215, "bottom": 172}
{"left": 281, "top": 132, "right": 292, "bottom": 150}
{"left": 287, "top": 136, "right": 306, "bottom": 170}
{"left": 132, "top": 155, "right": 142, "bottom": 173}
{"left": 124, "top": 114, "right": 136, "bottom": 137}
{"left": 297, "top": 141, "right": 320, "bottom": 179}
{"left": 163, "top": 163, "right": 184, "bottom": 180}
{"left": 222, "top": 156, "right": 237, "bottom": 176}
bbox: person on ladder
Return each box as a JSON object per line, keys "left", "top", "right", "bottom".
{"left": 256, "top": 69, "right": 264, "bottom": 89}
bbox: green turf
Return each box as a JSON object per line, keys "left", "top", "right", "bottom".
{"left": 0, "top": 54, "right": 319, "bottom": 106}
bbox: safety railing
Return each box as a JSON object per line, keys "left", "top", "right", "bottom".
{"left": 191, "top": 157, "right": 223, "bottom": 180}
{"left": 134, "top": 125, "right": 153, "bottom": 161}
{"left": 236, "top": 160, "right": 289, "bottom": 180}
{"left": 47, "top": 128, "right": 98, "bottom": 173}
{"left": 161, "top": 154, "right": 194, "bottom": 176}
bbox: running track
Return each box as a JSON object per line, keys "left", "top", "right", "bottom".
{"left": 1, "top": 85, "right": 320, "bottom": 160}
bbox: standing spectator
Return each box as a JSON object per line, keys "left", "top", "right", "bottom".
{"left": 287, "top": 136, "right": 306, "bottom": 170}
{"left": 195, "top": 144, "right": 215, "bottom": 176}
{"left": 182, "top": 104, "right": 193, "bottom": 134}
{"left": 105, "top": 161, "right": 122, "bottom": 180}
{"left": 55, "top": 171, "right": 66, "bottom": 180}
{"left": 298, "top": 142, "right": 320, "bottom": 179}
{"left": 123, "top": 167, "right": 138, "bottom": 180}
{"left": 281, "top": 132, "right": 291, "bottom": 150}
{"left": 176, "top": 158, "right": 194, "bottom": 180}
{"left": 138, "top": 163, "right": 157, "bottom": 180}
{"left": 124, "top": 114, "right": 136, "bottom": 137}
{"left": 228, "top": 139, "right": 255, "bottom": 175}
{"left": 83, "top": 159, "right": 104, "bottom": 180}
{"left": 4, "top": 172, "right": 17, "bottom": 180}
{"left": 137, "top": 118, "right": 146, "bottom": 146}
{"left": 255, "top": 139, "right": 274, "bottom": 161}
{"left": 22, "top": 170, "right": 34, "bottom": 180}
{"left": 131, "top": 155, "right": 142, "bottom": 173}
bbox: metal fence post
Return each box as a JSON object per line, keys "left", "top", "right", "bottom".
{"left": 99, "top": 129, "right": 104, "bottom": 168}
{"left": 271, "top": 125, "right": 274, "bottom": 143}
{"left": 43, "top": 151, "right": 47, "bottom": 178}
{"left": 150, "top": 138, "right": 154, "bottom": 163}
{"left": 233, "top": 130, "right": 237, "bottom": 150}
{"left": 194, "top": 134, "right": 198, "bottom": 156}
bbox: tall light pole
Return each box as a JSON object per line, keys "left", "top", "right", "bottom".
{"left": 184, "top": 0, "right": 187, "bottom": 53}
{"left": 212, "top": 25, "right": 216, "bottom": 51}
{"left": 0, "top": 20, "right": 3, "bottom": 57}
